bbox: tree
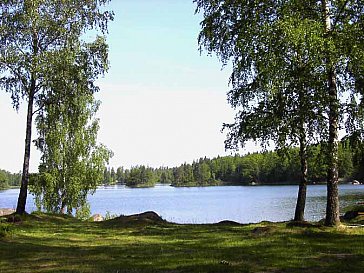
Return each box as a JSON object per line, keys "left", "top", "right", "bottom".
{"left": 0, "top": 0, "right": 113, "bottom": 214}
{"left": 0, "top": 169, "right": 21, "bottom": 188}
{"left": 0, "top": 171, "right": 8, "bottom": 190}
{"left": 195, "top": 0, "right": 326, "bottom": 222}
{"left": 195, "top": 0, "right": 364, "bottom": 226}
{"left": 103, "top": 168, "right": 111, "bottom": 185}
{"left": 116, "top": 167, "right": 124, "bottom": 183}
{"left": 338, "top": 139, "right": 354, "bottom": 179}
{"left": 30, "top": 66, "right": 112, "bottom": 213}
{"left": 345, "top": 133, "right": 364, "bottom": 181}
{"left": 319, "top": 0, "right": 364, "bottom": 226}
{"left": 199, "top": 162, "right": 212, "bottom": 184}
{"left": 110, "top": 167, "right": 117, "bottom": 184}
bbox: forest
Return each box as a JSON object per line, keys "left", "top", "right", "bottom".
{"left": 2, "top": 135, "right": 362, "bottom": 190}
{"left": 3, "top": 135, "right": 363, "bottom": 190}
{"left": 0, "top": 169, "right": 21, "bottom": 190}
{"left": 103, "top": 136, "right": 364, "bottom": 188}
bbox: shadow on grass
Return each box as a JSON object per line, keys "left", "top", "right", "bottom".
{"left": 1, "top": 214, "right": 364, "bottom": 273}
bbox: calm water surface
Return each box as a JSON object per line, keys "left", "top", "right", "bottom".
{"left": 1, "top": 184, "right": 363, "bottom": 224}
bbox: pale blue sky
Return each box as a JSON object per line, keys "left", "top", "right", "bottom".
{"left": 0, "top": 0, "right": 259, "bottom": 172}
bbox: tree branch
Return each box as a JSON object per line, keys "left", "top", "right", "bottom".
{"left": 332, "top": 0, "right": 350, "bottom": 28}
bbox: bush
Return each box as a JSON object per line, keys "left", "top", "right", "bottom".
{"left": 104, "top": 211, "right": 118, "bottom": 220}
{"left": 75, "top": 203, "right": 91, "bottom": 221}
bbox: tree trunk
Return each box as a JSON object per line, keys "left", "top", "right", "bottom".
{"left": 60, "top": 203, "right": 66, "bottom": 214}
{"left": 294, "top": 128, "right": 308, "bottom": 222}
{"left": 16, "top": 84, "right": 35, "bottom": 214}
{"left": 325, "top": 68, "right": 340, "bottom": 226}
{"left": 16, "top": 31, "right": 38, "bottom": 215}
{"left": 322, "top": 0, "right": 340, "bottom": 226}
{"left": 60, "top": 190, "right": 67, "bottom": 214}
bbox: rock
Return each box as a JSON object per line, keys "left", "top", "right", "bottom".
{"left": 342, "top": 204, "right": 364, "bottom": 221}
{"left": 0, "top": 208, "right": 15, "bottom": 216}
{"left": 127, "top": 211, "right": 164, "bottom": 222}
{"left": 342, "top": 211, "right": 359, "bottom": 220}
{"left": 104, "top": 211, "right": 165, "bottom": 225}
{"left": 216, "top": 220, "right": 241, "bottom": 226}
{"left": 91, "top": 214, "right": 104, "bottom": 222}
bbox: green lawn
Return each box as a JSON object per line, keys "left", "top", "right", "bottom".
{"left": 1, "top": 213, "right": 363, "bottom": 273}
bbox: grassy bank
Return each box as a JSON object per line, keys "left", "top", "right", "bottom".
{"left": 0, "top": 213, "right": 363, "bottom": 273}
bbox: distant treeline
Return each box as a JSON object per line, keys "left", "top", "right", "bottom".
{"left": 0, "top": 169, "right": 21, "bottom": 190}
{"left": 103, "top": 138, "right": 364, "bottom": 187}
{"left": 2, "top": 138, "right": 362, "bottom": 190}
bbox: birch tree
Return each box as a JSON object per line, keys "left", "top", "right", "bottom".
{"left": 195, "top": 0, "right": 364, "bottom": 226}
{"left": 0, "top": 0, "right": 113, "bottom": 214}
{"left": 30, "top": 38, "right": 112, "bottom": 214}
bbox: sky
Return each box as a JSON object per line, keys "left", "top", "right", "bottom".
{"left": 0, "top": 0, "right": 260, "bottom": 173}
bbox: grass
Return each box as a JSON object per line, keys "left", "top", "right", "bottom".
{"left": 0, "top": 213, "right": 363, "bottom": 273}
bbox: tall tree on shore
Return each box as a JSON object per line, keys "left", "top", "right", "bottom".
{"left": 319, "top": 0, "right": 364, "bottom": 225}
{"left": 0, "top": 0, "right": 113, "bottom": 214}
{"left": 195, "top": 0, "right": 326, "bottom": 222}
{"left": 321, "top": 0, "right": 340, "bottom": 226}
{"left": 195, "top": 0, "right": 364, "bottom": 226}
{"left": 30, "top": 38, "right": 112, "bottom": 214}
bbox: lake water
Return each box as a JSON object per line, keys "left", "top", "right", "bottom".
{"left": 1, "top": 184, "right": 363, "bottom": 224}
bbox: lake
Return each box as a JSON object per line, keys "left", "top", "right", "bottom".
{"left": 1, "top": 184, "right": 363, "bottom": 224}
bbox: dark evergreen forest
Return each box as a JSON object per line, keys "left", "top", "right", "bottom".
{"left": 2, "top": 138, "right": 363, "bottom": 190}
{"left": 103, "top": 137, "right": 364, "bottom": 187}
{"left": 0, "top": 169, "right": 21, "bottom": 190}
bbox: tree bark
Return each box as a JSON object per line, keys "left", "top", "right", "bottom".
{"left": 322, "top": 0, "right": 340, "bottom": 226}
{"left": 60, "top": 190, "right": 67, "bottom": 214}
{"left": 294, "top": 128, "right": 308, "bottom": 222}
{"left": 325, "top": 68, "right": 340, "bottom": 226}
{"left": 16, "top": 83, "right": 35, "bottom": 214}
{"left": 16, "top": 30, "right": 38, "bottom": 215}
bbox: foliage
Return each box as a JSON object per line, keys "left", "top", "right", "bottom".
{"left": 344, "top": 133, "right": 364, "bottom": 181}
{"left": 0, "top": 169, "right": 21, "bottom": 190}
{"left": 103, "top": 167, "right": 118, "bottom": 185}
{"left": 29, "top": 82, "right": 113, "bottom": 214}
{"left": 109, "top": 138, "right": 364, "bottom": 187}
{"left": 0, "top": 0, "right": 113, "bottom": 214}
{"left": 0, "top": 212, "right": 364, "bottom": 272}
{"left": 104, "top": 211, "right": 118, "bottom": 220}
{"left": 0, "top": 172, "right": 8, "bottom": 190}
{"left": 75, "top": 202, "right": 91, "bottom": 221}
{"left": 125, "top": 166, "right": 159, "bottom": 187}
{"left": 194, "top": 0, "right": 364, "bottom": 226}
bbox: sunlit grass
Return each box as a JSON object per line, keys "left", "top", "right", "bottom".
{"left": 0, "top": 213, "right": 363, "bottom": 272}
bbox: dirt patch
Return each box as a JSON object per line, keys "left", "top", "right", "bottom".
{"left": 0, "top": 208, "right": 15, "bottom": 216}
{"left": 251, "top": 226, "right": 273, "bottom": 235}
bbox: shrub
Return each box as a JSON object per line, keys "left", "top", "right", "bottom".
{"left": 75, "top": 203, "right": 91, "bottom": 221}
{"left": 104, "top": 211, "right": 118, "bottom": 220}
